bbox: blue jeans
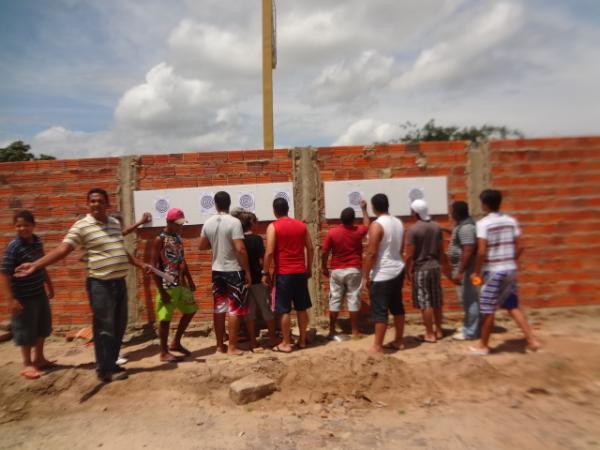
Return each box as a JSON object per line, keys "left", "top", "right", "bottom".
{"left": 86, "top": 277, "right": 128, "bottom": 374}
{"left": 455, "top": 270, "right": 480, "bottom": 339}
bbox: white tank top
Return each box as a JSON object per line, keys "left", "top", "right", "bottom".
{"left": 371, "top": 215, "right": 405, "bottom": 282}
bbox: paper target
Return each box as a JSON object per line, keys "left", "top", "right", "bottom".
{"left": 154, "top": 197, "right": 170, "bottom": 219}
{"left": 273, "top": 190, "right": 291, "bottom": 204}
{"left": 199, "top": 192, "right": 216, "bottom": 214}
{"left": 347, "top": 190, "right": 364, "bottom": 211}
{"left": 238, "top": 192, "right": 256, "bottom": 212}
{"left": 408, "top": 187, "right": 425, "bottom": 202}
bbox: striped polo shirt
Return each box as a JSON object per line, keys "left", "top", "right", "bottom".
{"left": 1, "top": 235, "right": 47, "bottom": 300}
{"left": 476, "top": 212, "right": 521, "bottom": 272}
{"left": 63, "top": 214, "right": 129, "bottom": 280}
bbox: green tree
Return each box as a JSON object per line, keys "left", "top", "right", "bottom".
{"left": 389, "top": 120, "right": 524, "bottom": 144}
{"left": 0, "top": 141, "right": 56, "bottom": 162}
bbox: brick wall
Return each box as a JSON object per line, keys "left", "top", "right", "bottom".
{"left": 1, "top": 137, "right": 599, "bottom": 327}
{"left": 489, "top": 137, "right": 600, "bottom": 308}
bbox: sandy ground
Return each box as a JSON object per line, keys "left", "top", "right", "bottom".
{"left": 1, "top": 306, "right": 600, "bottom": 450}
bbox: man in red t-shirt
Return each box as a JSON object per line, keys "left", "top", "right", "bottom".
{"left": 321, "top": 200, "right": 370, "bottom": 338}
{"left": 262, "top": 198, "right": 314, "bottom": 353}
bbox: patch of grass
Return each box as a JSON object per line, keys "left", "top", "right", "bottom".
{"left": 548, "top": 360, "right": 568, "bottom": 371}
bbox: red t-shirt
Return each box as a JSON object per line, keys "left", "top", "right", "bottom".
{"left": 322, "top": 224, "right": 368, "bottom": 270}
{"left": 273, "top": 216, "right": 307, "bottom": 274}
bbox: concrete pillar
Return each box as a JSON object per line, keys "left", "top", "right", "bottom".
{"left": 467, "top": 141, "right": 491, "bottom": 219}
{"left": 118, "top": 156, "right": 141, "bottom": 325}
{"left": 291, "top": 147, "right": 323, "bottom": 318}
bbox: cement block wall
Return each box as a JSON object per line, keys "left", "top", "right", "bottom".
{"left": 1, "top": 137, "right": 599, "bottom": 327}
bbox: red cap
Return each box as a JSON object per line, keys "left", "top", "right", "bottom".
{"left": 166, "top": 208, "right": 186, "bottom": 224}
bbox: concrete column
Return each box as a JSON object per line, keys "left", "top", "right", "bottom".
{"left": 118, "top": 156, "right": 141, "bottom": 325}
{"left": 291, "top": 147, "right": 323, "bottom": 318}
{"left": 467, "top": 141, "right": 491, "bottom": 219}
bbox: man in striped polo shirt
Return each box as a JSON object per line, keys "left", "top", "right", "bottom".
{"left": 16, "top": 188, "right": 149, "bottom": 382}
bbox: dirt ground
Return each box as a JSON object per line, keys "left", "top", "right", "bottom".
{"left": 1, "top": 306, "right": 600, "bottom": 450}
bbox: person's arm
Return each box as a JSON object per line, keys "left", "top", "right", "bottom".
{"left": 359, "top": 200, "right": 370, "bottom": 228}
{"left": 453, "top": 244, "right": 475, "bottom": 285}
{"left": 151, "top": 236, "right": 171, "bottom": 303}
{"left": 198, "top": 230, "right": 211, "bottom": 251}
{"left": 233, "top": 239, "right": 251, "bottom": 286}
{"left": 473, "top": 238, "right": 487, "bottom": 279}
{"left": 122, "top": 212, "right": 152, "bottom": 236}
{"left": 362, "top": 222, "right": 383, "bottom": 287}
{"left": 44, "top": 270, "right": 54, "bottom": 299}
{"left": 182, "top": 259, "right": 196, "bottom": 291}
{"left": 0, "top": 272, "right": 21, "bottom": 315}
{"left": 15, "top": 243, "right": 74, "bottom": 277}
{"left": 126, "top": 251, "right": 149, "bottom": 271}
{"left": 262, "top": 223, "right": 276, "bottom": 286}
{"left": 439, "top": 236, "right": 452, "bottom": 280}
{"left": 321, "top": 248, "right": 331, "bottom": 277}
{"left": 305, "top": 229, "right": 314, "bottom": 279}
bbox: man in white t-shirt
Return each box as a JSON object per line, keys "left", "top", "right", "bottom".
{"left": 199, "top": 191, "right": 252, "bottom": 356}
{"left": 362, "top": 193, "right": 406, "bottom": 354}
{"left": 469, "top": 189, "right": 540, "bottom": 355}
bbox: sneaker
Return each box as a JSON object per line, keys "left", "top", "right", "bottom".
{"left": 111, "top": 370, "right": 128, "bottom": 381}
{"left": 116, "top": 355, "right": 128, "bottom": 366}
{"left": 452, "top": 332, "right": 467, "bottom": 341}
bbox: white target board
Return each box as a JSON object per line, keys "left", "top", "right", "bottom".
{"left": 134, "top": 182, "right": 294, "bottom": 227}
{"left": 324, "top": 177, "right": 448, "bottom": 218}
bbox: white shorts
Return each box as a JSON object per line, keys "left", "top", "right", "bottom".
{"left": 329, "top": 268, "right": 362, "bottom": 312}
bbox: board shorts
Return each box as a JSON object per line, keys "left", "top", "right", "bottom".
{"left": 11, "top": 293, "right": 52, "bottom": 346}
{"left": 245, "top": 283, "right": 274, "bottom": 322}
{"left": 411, "top": 267, "right": 443, "bottom": 309}
{"left": 369, "top": 270, "right": 405, "bottom": 323}
{"left": 480, "top": 270, "right": 519, "bottom": 314}
{"left": 212, "top": 271, "right": 248, "bottom": 316}
{"left": 273, "top": 273, "right": 312, "bottom": 314}
{"left": 329, "top": 268, "right": 362, "bottom": 312}
{"left": 155, "top": 286, "right": 197, "bottom": 322}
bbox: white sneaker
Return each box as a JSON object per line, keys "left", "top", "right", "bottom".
{"left": 452, "top": 332, "right": 467, "bottom": 341}
{"left": 116, "top": 354, "right": 128, "bottom": 366}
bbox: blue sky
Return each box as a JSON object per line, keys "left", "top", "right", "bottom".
{"left": 1, "top": 0, "right": 599, "bottom": 158}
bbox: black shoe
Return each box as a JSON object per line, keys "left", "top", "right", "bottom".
{"left": 111, "top": 370, "right": 128, "bottom": 381}
{"left": 113, "top": 365, "right": 126, "bottom": 373}
{"left": 97, "top": 372, "right": 112, "bottom": 383}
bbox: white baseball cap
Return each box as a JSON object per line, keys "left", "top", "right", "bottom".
{"left": 410, "top": 199, "right": 431, "bottom": 221}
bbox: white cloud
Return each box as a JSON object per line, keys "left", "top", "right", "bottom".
{"left": 333, "top": 119, "right": 402, "bottom": 146}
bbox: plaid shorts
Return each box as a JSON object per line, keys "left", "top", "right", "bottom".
{"left": 411, "top": 267, "right": 443, "bottom": 309}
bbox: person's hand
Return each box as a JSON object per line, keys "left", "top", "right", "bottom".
{"left": 405, "top": 270, "right": 412, "bottom": 285}
{"left": 359, "top": 199, "right": 367, "bottom": 210}
{"left": 188, "top": 280, "right": 196, "bottom": 292}
{"left": 141, "top": 212, "right": 152, "bottom": 224}
{"left": 261, "top": 273, "right": 271, "bottom": 288}
{"left": 46, "top": 285, "right": 55, "bottom": 299}
{"left": 142, "top": 263, "right": 153, "bottom": 275}
{"left": 244, "top": 272, "right": 252, "bottom": 288}
{"left": 14, "top": 263, "right": 35, "bottom": 278}
{"left": 452, "top": 272, "right": 463, "bottom": 285}
{"left": 306, "top": 268, "right": 313, "bottom": 279}
{"left": 10, "top": 299, "right": 23, "bottom": 316}
{"left": 361, "top": 276, "right": 370, "bottom": 289}
{"left": 321, "top": 266, "right": 329, "bottom": 277}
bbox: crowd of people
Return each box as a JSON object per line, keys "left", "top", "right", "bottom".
{"left": 1, "top": 187, "right": 540, "bottom": 383}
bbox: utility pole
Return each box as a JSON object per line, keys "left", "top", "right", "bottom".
{"left": 262, "top": 0, "right": 275, "bottom": 149}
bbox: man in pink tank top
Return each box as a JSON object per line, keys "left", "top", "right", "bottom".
{"left": 262, "top": 198, "right": 314, "bottom": 353}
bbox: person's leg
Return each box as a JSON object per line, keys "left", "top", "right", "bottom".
{"left": 349, "top": 312, "right": 360, "bottom": 337}
{"left": 114, "top": 279, "right": 129, "bottom": 369}
{"left": 421, "top": 308, "right": 436, "bottom": 342}
{"left": 246, "top": 318, "right": 258, "bottom": 349}
{"left": 506, "top": 308, "right": 541, "bottom": 350}
{"left": 371, "top": 322, "right": 387, "bottom": 354}
{"left": 388, "top": 271, "right": 406, "bottom": 349}
{"left": 170, "top": 287, "right": 196, "bottom": 355}
{"left": 86, "top": 278, "right": 118, "bottom": 377}
{"left": 413, "top": 270, "right": 435, "bottom": 342}
{"left": 279, "top": 313, "right": 293, "bottom": 351}
{"left": 20, "top": 346, "right": 39, "bottom": 376}
{"left": 33, "top": 293, "right": 54, "bottom": 368}
{"left": 472, "top": 313, "right": 495, "bottom": 352}
{"left": 159, "top": 321, "right": 177, "bottom": 362}
{"left": 433, "top": 307, "right": 443, "bottom": 340}
{"left": 346, "top": 270, "right": 363, "bottom": 337}
{"left": 213, "top": 312, "right": 226, "bottom": 353}
{"left": 227, "top": 314, "right": 243, "bottom": 355}
{"left": 328, "top": 270, "right": 343, "bottom": 337}
{"left": 462, "top": 273, "right": 480, "bottom": 339}
{"left": 392, "top": 315, "right": 405, "bottom": 348}
{"left": 171, "top": 313, "right": 194, "bottom": 353}
{"left": 431, "top": 269, "right": 444, "bottom": 340}
{"left": 297, "top": 310, "right": 309, "bottom": 348}
{"left": 244, "top": 286, "right": 258, "bottom": 348}
{"left": 33, "top": 338, "right": 50, "bottom": 368}
{"left": 368, "top": 279, "right": 388, "bottom": 353}
{"left": 294, "top": 274, "right": 313, "bottom": 349}
{"left": 328, "top": 311, "right": 339, "bottom": 337}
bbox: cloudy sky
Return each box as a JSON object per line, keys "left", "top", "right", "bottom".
{"left": 1, "top": 0, "right": 599, "bottom": 158}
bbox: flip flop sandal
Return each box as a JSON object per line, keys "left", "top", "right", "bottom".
{"left": 272, "top": 345, "right": 293, "bottom": 353}
{"left": 416, "top": 335, "right": 437, "bottom": 344}
{"left": 20, "top": 368, "right": 41, "bottom": 380}
{"left": 468, "top": 346, "right": 490, "bottom": 356}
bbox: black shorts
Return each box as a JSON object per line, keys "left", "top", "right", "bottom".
{"left": 11, "top": 293, "right": 52, "bottom": 346}
{"left": 369, "top": 271, "right": 405, "bottom": 323}
{"left": 273, "top": 273, "right": 312, "bottom": 314}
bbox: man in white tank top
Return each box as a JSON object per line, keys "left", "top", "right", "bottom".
{"left": 362, "top": 194, "right": 406, "bottom": 354}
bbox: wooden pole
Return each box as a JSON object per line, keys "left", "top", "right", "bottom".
{"left": 262, "top": 0, "right": 274, "bottom": 149}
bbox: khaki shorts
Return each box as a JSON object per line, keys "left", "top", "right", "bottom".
{"left": 245, "top": 283, "right": 274, "bottom": 322}
{"left": 329, "top": 268, "right": 362, "bottom": 312}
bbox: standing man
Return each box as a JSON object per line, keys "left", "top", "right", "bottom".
{"left": 199, "top": 191, "right": 252, "bottom": 356}
{"left": 405, "top": 199, "right": 450, "bottom": 343}
{"left": 262, "top": 197, "right": 313, "bottom": 353}
{"left": 447, "top": 201, "right": 479, "bottom": 340}
{"left": 469, "top": 189, "right": 540, "bottom": 355}
{"left": 362, "top": 194, "right": 405, "bottom": 354}
{"left": 15, "top": 188, "right": 149, "bottom": 383}
{"left": 321, "top": 201, "right": 370, "bottom": 339}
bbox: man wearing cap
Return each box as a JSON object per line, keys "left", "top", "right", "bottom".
{"left": 15, "top": 188, "right": 150, "bottom": 383}
{"left": 405, "top": 199, "right": 450, "bottom": 343}
{"left": 151, "top": 208, "right": 197, "bottom": 362}
{"left": 199, "top": 191, "right": 252, "bottom": 356}
{"left": 321, "top": 201, "right": 370, "bottom": 339}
